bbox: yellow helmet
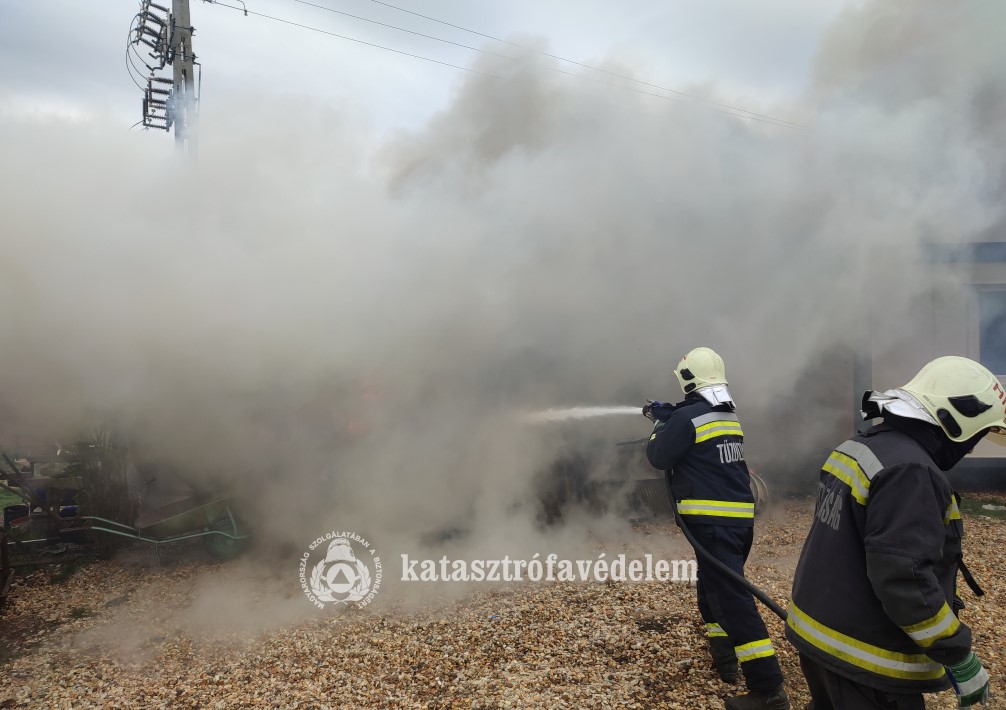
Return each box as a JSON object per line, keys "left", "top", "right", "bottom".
{"left": 898, "top": 356, "right": 1006, "bottom": 445}
{"left": 674, "top": 347, "right": 727, "bottom": 395}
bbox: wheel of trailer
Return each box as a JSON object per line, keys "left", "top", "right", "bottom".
{"left": 204, "top": 516, "right": 249, "bottom": 561}
{"left": 749, "top": 469, "right": 771, "bottom": 515}
{"left": 7, "top": 515, "right": 30, "bottom": 542}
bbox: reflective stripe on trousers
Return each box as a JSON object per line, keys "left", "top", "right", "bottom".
{"left": 706, "top": 622, "right": 728, "bottom": 638}
{"left": 736, "top": 638, "right": 776, "bottom": 662}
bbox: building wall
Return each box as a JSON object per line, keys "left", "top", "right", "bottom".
{"left": 871, "top": 245, "right": 1006, "bottom": 460}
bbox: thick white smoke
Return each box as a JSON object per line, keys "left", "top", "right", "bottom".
{"left": 0, "top": 0, "right": 1003, "bottom": 556}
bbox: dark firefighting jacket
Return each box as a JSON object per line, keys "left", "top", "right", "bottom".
{"left": 786, "top": 422, "right": 971, "bottom": 694}
{"left": 645, "top": 396, "right": 754, "bottom": 527}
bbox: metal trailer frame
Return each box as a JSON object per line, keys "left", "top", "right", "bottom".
{"left": 78, "top": 496, "right": 250, "bottom": 562}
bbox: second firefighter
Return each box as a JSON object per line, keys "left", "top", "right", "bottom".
{"left": 645, "top": 347, "right": 789, "bottom": 710}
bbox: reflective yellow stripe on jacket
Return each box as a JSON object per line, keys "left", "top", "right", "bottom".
{"left": 787, "top": 602, "right": 945, "bottom": 681}
{"left": 678, "top": 499, "right": 755, "bottom": 519}
{"left": 944, "top": 498, "right": 962, "bottom": 524}
{"left": 900, "top": 602, "right": 960, "bottom": 648}
{"left": 821, "top": 440, "right": 885, "bottom": 506}
{"left": 691, "top": 412, "right": 743, "bottom": 443}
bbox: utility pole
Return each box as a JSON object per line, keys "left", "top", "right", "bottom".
{"left": 131, "top": 0, "right": 199, "bottom": 154}
{"left": 170, "top": 0, "right": 197, "bottom": 153}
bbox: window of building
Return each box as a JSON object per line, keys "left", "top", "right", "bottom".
{"left": 978, "top": 287, "right": 1006, "bottom": 375}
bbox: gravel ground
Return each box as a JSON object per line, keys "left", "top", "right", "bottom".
{"left": 2, "top": 497, "right": 1005, "bottom": 709}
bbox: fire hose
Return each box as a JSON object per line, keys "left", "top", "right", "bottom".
{"left": 667, "top": 481, "right": 789, "bottom": 622}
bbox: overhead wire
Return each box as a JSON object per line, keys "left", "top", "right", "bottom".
{"left": 204, "top": 0, "right": 796, "bottom": 128}
{"left": 279, "top": 0, "right": 794, "bottom": 126}
{"left": 369, "top": 0, "right": 517, "bottom": 47}
{"left": 128, "top": 38, "right": 155, "bottom": 71}
{"left": 125, "top": 14, "right": 148, "bottom": 91}
{"left": 126, "top": 11, "right": 163, "bottom": 87}
{"left": 281, "top": 0, "right": 511, "bottom": 60}
{"left": 126, "top": 49, "right": 147, "bottom": 91}
{"left": 545, "top": 67, "right": 799, "bottom": 126}
{"left": 127, "top": 43, "right": 153, "bottom": 84}
{"left": 206, "top": 1, "right": 498, "bottom": 77}
{"left": 127, "top": 4, "right": 172, "bottom": 132}
{"left": 547, "top": 57, "right": 798, "bottom": 127}
{"left": 364, "top": 0, "right": 800, "bottom": 127}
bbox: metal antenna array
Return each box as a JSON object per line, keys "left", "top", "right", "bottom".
{"left": 129, "top": 0, "right": 200, "bottom": 153}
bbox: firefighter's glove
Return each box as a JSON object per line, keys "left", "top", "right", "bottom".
{"left": 643, "top": 400, "right": 676, "bottom": 422}
{"left": 946, "top": 652, "right": 990, "bottom": 706}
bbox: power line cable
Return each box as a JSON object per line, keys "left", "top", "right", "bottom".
{"left": 206, "top": 1, "right": 498, "bottom": 77}
{"left": 127, "top": 40, "right": 153, "bottom": 82}
{"left": 543, "top": 54, "right": 798, "bottom": 127}
{"left": 125, "top": 15, "right": 148, "bottom": 91}
{"left": 280, "top": 0, "right": 511, "bottom": 60}
{"left": 280, "top": 0, "right": 794, "bottom": 126}
{"left": 126, "top": 49, "right": 146, "bottom": 91}
{"left": 206, "top": 1, "right": 795, "bottom": 128}
{"left": 126, "top": 11, "right": 163, "bottom": 87}
{"left": 544, "top": 66, "right": 805, "bottom": 126}
{"left": 126, "top": 48, "right": 148, "bottom": 89}
{"left": 367, "top": 0, "right": 800, "bottom": 127}
{"left": 370, "top": 0, "right": 518, "bottom": 47}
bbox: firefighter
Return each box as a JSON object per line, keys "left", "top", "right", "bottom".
{"left": 646, "top": 347, "right": 789, "bottom": 710}
{"left": 788, "top": 356, "right": 1006, "bottom": 709}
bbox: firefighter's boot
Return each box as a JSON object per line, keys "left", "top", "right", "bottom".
{"left": 724, "top": 685, "right": 790, "bottom": 710}
{"left": 708, "top": 637, "right": 738, "bottom": 684}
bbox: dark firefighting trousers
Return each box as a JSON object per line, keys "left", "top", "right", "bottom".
{"left": 690, "top": 523, "right": 784, "bottom": 692}
{"left": 800, "top": 653, "right": 925, "bottom": 710}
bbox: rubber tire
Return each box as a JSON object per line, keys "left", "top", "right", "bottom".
{"left": 204, "top": 516, "right": 249, "bottom": 561}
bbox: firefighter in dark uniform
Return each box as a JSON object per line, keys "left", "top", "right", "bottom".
{"left": 788, "top": 356, "right": 1005, "bottom": 709}
{"left": 646, "top": 347, "right": 789, "bottom": 710}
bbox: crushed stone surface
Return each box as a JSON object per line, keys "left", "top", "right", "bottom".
{"left": 3, "top": 498, "right": 1005, "bottom": 708}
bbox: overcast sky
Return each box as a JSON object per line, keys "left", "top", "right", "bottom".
{"left": 1, "top": 0, "right": 853, "bottom": 136}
